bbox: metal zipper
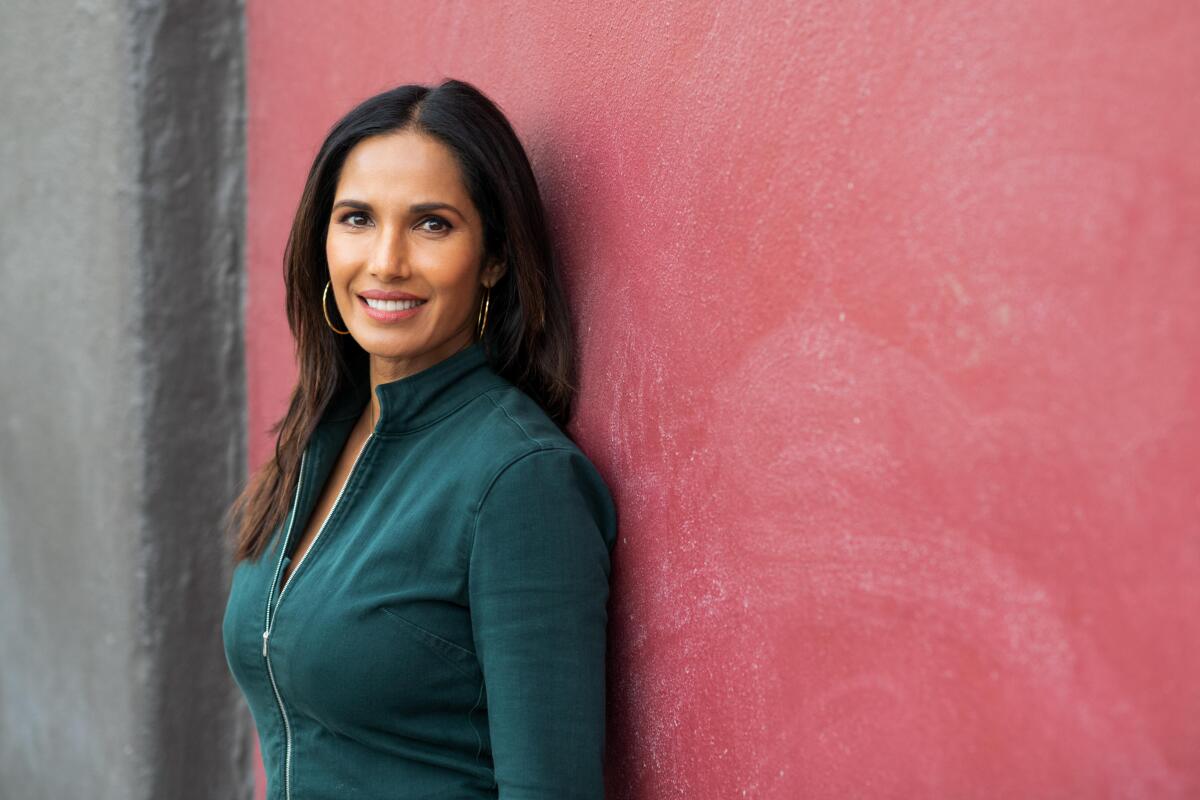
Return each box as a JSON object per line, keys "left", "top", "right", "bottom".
{"left": 261, "top": 449, "right": 306, "bottom": 800}
{"left": 261, "top": 432, "right": 375, "bottom": 800}
{"left": 264, "top": 450, "right": 307, "bottom": 648}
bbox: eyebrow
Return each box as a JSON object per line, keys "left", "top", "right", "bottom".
{"left": 331, "top": 198, "right": 465, "bottom": 218}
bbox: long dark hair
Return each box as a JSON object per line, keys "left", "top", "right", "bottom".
{"left": 224, "top": 78, "right": 577, "bottom": 564}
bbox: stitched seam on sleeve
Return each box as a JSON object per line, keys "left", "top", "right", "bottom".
{"left": 466, "top": 445, "right": 577, "bottom": 588}
{"left": 482, "top": 392, "right": 544, "bottom": 447}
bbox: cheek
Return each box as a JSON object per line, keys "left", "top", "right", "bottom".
{"left": 325, "top": 239, "right": 363, "bottom": 290}
{"left": 325, "top": 237, "right": 349, "bottom": 270}
{"left": 415, "top": 248, "right": 481, "bottom": 299}
{"left": 432, "top": 275, "right": 480, "bottom": 317}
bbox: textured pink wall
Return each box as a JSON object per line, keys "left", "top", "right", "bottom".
{"left": 245, "top": 2, "right": 1200, "bottom": 797}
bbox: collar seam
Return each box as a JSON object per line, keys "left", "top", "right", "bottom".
{"left": 371, "top": 380, "right": 510, "bottom": 438}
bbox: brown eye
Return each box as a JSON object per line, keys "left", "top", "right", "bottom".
{"left": 340, "top": 211, "right": 369, "bottom": 227}
{"left": 418, "top": 216, "right": 452, "bottom": 233}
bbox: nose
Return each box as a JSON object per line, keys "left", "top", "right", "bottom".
{"left": 367, "top": 223, "right": 411, "bottom": 280}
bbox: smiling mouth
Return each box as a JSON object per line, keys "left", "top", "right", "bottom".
{"left": 362, "top": 297, "right": 427, "bottom": 311}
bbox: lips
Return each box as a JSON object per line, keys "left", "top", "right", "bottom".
{"left": 356, "top": 292, "right": 427, "bottom": 322}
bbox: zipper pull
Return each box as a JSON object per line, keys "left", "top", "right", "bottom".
{"left": 263, "top": 628, "right": 270, "bottom": 658}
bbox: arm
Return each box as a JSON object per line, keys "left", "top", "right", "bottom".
{"left": 468, "top": 446, "right": 618, "bottom": 799}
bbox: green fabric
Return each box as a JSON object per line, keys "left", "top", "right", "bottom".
{"left": 222, "top": 342, "right": 617, "bottom": 799}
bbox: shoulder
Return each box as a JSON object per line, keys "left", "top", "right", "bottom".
{"left": 474, "top": 381, "right": 577, "bottom": 451}
{"left": 465, "top": 383, "right": 617, "bottom": 546}
{"left": 430, "top": 375, "right": 589, "bottom": 468}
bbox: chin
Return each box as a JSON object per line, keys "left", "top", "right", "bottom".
{"left": 362, "top": 341, "right": 424, "bottom": 361}
{"left": 361, "top": 333, "right": 440, "bottom": 361}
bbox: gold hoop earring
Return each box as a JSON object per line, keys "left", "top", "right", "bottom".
{"left": 323, "top": 281, "right": 350, "bottom": 335}
{"left": 475, "top": 285, "right": 491, "bottom": 340}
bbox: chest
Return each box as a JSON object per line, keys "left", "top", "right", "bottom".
{"left": 224, "top": 432, "right": 489, "bottom": 731}
{"left": 278, "top": 430, "right": 370, "bottom": 592}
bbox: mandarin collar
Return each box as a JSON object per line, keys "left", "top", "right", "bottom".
{"left": 320, "top": 342, "right": 505, "bottom": 435}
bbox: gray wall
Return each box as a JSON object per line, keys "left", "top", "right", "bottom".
{"left": 0, "top": 1, "right": 250, "bottom": 797}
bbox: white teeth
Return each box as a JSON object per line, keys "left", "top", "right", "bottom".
{"left": 363, "top": 297, "right": 425, "bottom": 311}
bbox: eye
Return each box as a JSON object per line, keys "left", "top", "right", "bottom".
{"left": 338, "top": 210, "right": 371, "bottom": 228}
{"left": 417, "top": 215, "right": 453, "bottom": 234}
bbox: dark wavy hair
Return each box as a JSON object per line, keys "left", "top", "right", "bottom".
{"left": 225, "top": 78, "right": 577, "bottom": 563}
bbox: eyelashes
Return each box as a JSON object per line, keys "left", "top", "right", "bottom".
{"left": 337, "top": 211, "right": 453, "bottom": 234}
{"left": 339, "top": 211, "right": 369, "bottom": 227}
{"left": 418, "top": 216, "right": 453, "bottom": 233}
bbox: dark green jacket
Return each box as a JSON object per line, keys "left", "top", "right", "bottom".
{"left": 222, "top": 342, "right": 617, "bottom": 799}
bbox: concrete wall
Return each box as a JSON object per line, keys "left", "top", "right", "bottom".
{"left": 243, "top": 2, "right": 1199, "bottom": 798}
{"left": 0, "top": 1, "right": 249, "bottom": 797}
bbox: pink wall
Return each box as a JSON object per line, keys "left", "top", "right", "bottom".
{"left": 245, "top": 2, "right": 1200, "bottom": 796}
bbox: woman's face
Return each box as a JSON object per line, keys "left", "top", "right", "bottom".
{"left": 326, "top": 130, "right": 504, "bottom": 380}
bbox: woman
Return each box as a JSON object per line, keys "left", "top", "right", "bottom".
{"left": 221, "top": 79, "right": 617, "bottom": 800}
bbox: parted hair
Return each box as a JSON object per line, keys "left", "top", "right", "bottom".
{"left": 224, "top": 78, "right": 578, "bottom": 564}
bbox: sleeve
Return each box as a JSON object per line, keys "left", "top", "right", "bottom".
{"left": 468, "top": 446, "right": 618, "bottom": 800}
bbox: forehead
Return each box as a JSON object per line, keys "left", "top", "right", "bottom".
{"left": 334, "top": 131, "right": 471, "bottom": 208}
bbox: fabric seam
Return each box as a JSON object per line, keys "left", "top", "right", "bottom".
{"left": 467, "top": 445, "right": 578, "bottom": 569}
{"left": 324, "top": 380, "right": 510, "bottom": 435}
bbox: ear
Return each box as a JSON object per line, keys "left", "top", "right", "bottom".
{"left": 482, "top": 253, "right": 507, "bottom": 288}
